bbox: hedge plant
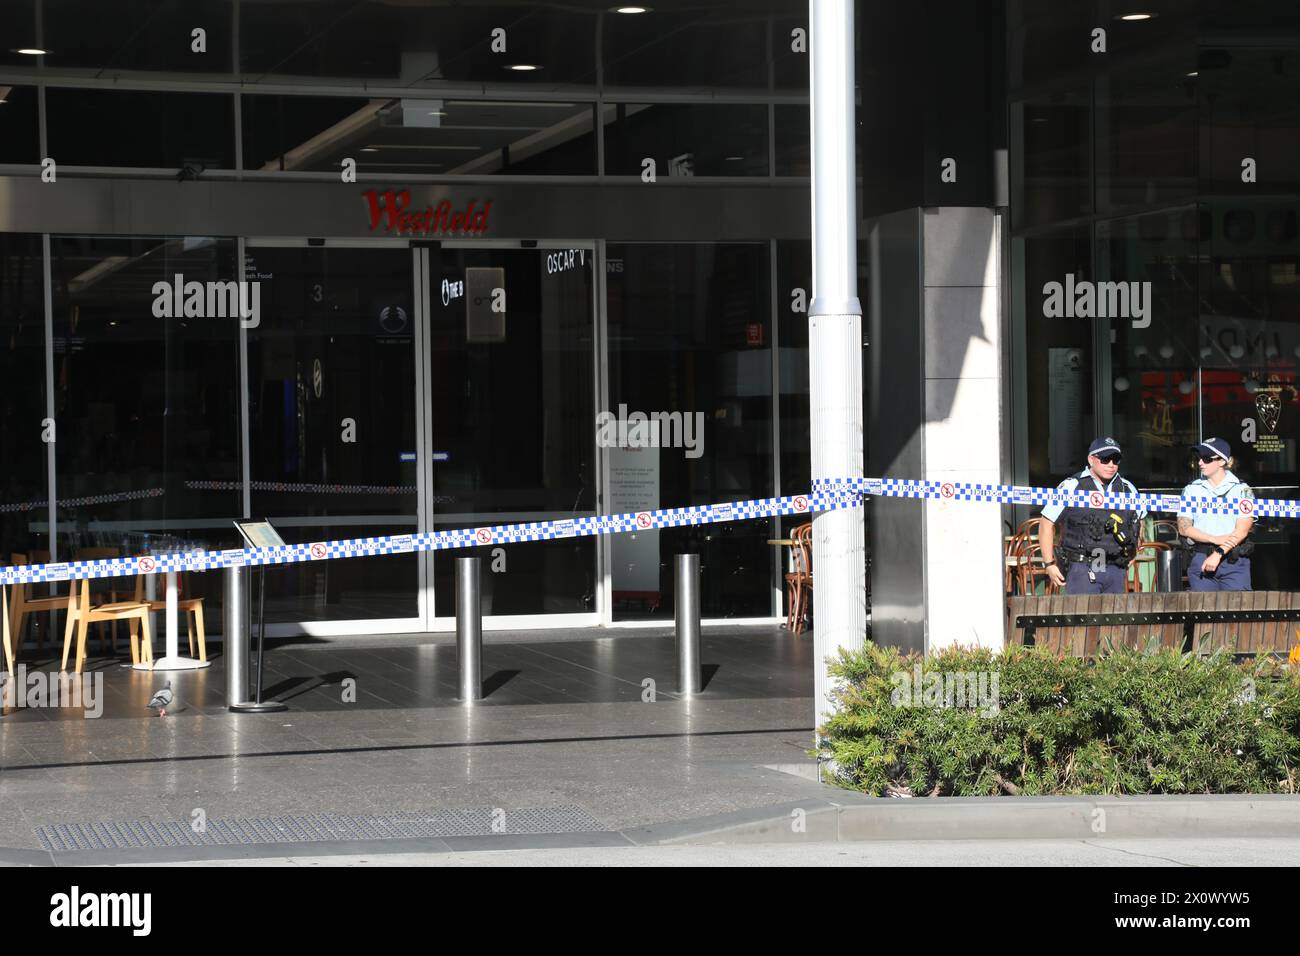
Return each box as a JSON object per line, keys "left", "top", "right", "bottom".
{"left": 817, "top": 642, "right": 1300, "bottom": 796}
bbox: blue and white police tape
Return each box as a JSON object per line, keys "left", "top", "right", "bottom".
{"left": 813, "top": 477, "right": 1297, "bottom": 519}
{"left": 1, "top": 477, "right": 1294, "bottom": 587}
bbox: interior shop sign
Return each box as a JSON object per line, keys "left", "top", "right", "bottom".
{"left": 364, "top": 189, "right": 492, "bottom": 236}
{"left": 1042, "top": 274, "right": 1152, "bottom": 329}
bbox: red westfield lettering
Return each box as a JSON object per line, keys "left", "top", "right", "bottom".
{"left": 363, "top": 190, "right": 492, "bottom": 236}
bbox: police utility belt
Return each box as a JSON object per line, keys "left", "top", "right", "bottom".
{"left": 1187, "top": 540, "right": 1253, "bottom": 562}
{"left": 1060, "top": 549, "right": 1131, "bottom": 568}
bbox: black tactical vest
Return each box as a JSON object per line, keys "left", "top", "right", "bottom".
{"left": 1054, "top": 472, "right": 1142, "bottom": 565}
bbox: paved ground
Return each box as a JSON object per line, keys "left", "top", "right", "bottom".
{"left": 0, "top": 625, "right": 828, "bottom": 861}
{"left": 126, "top": 838, "right": 1300, "bottom": 867}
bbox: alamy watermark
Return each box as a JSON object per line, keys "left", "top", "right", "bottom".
{"left": 152, "top": 273, "right": 261, "bottom": 328}
{"left": 596, "top": 405, "right": 704, "bottom": 459}
{"left": 1042, "top": 273, "right": 1151, "bottom": 329}
{"left": 890, "top": 663, "right": 1000, "bottom": 717}
{"left": 1, "top": 665, "right": 103, "bottom": 718}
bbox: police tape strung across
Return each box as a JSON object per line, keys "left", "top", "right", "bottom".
{"left": 1, "top": 477, "right": 1294, "bottom": 586}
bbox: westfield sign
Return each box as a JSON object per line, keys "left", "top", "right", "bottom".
{"left": 363, "top": 189, "right": 492, "bottom": 236}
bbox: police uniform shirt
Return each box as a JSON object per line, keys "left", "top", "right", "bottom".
{"left": 1178, "top": 471, "right": 1254, "bottom": 538}
{"left": 1041, "top": 469, "right": 1148, "bottom": 525}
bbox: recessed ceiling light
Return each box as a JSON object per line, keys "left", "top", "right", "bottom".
{"left": 13, "top": 48, "right": 48, "bottom": 55}
{"left": 506, "top": 64, "right": 540, "bottom": 71}
{"left": 1116, "top": 13, "right": 1154, "bottom": 20}
{"left": 613, "top": 5, "right": 650, "bottom": 12}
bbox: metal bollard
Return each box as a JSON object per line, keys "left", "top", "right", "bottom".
{"left": 456, "top": 556, "right": 482, "bottom": 701}
{"left": 223, "top": 564, "right": 250, "bottom": 709}
{"left": 675, "top": 553, "right": 701, "bottom": 695}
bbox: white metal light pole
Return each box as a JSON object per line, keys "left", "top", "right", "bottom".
{"left": 808, "top": 0, "right": 867, "bottom": 733}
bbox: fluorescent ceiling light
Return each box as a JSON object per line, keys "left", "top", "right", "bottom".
{"left": 1117, "top": 13, "right": 1153, "bottom": 20}
{"left": 506, "top": 64, "right": 540, "bottom": 71}
{"left": 1186, "top": 71, "right": 1198, "bottom": 77}
{"left": 360, "top": 147, "right": 379, "bottom": 152}
{"left": 613, "top": 5, "right": 650, "bottom": 12}
{"left": 13, "top": 48, "right": 48, "bottom": 55}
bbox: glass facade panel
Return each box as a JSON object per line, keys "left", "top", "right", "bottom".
{"left": 243, "top": 95, "right": 597, "bottom": 176}
{"left": 606, "top": 242, "right": 772, "bottom": 620}
{"left": 603, "top": 103, "right": 768, "bottom": 177}
{"left": 240, "top": 0, "right": 597, "bottom": 86}
{"left": 1011, "top": 3, "right": 1300, "bottom": 589}
{"left": 49, "top": 235, "right": 241, "bottom": 616}
{"left": 43, "top": 0, "right": 232, "bottom": 73}
{"left": 46, "top": 89, "right": 235, "bottom": 170}
{"left": 428, "top": 246, "right": 596, "bottom": 617}
{"left": 602, "top": 5, "right": 770, "bottom": 88}
{"left": 0, "top": 235, "right": 49, "bottom": 561}
{"left": 774, "top": 104, "right": 809, "bottom": 177}
{"left": 246, "top": 246, "right": 419, "bottom": 624}
{"left": 0, "top": 86, "right": 40, "bottom": 165}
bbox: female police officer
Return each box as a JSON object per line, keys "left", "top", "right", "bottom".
{"left": 1039, "top": 437, "right": 1146, "bottom": 594}
{"left": 1178, "top": 437, "right": 1255, "bottom": 591}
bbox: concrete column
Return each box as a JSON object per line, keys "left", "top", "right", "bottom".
{"left": 868, "top": 206, "right": 1005, "bottom": 654}
{"left": 920, "top": 208, "right": 1004, "bottom": 650}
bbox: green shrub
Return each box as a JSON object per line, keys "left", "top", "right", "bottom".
{"left": 816, "top": 642, "right": 1300, "bottom": 796}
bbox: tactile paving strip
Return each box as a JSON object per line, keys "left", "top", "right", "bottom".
{"left": 35, "top": 805, "right": 604, "bottom": 850}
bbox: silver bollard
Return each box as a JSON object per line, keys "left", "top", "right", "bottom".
{"left": 675, "top": 553, "right": 701, "bottom": 695}
{"left": 224, "top": 564, "right": 250, "bottom": 709}
{"left": 456, "top": 556, "right": 482, "bottom": 701}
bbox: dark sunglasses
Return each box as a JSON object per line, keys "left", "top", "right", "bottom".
{"left": 1198, "top": 454, "right": 1221, "bottom": 464}
{"left": 1095, "top": 454, "right": 1121, "bottom": 464}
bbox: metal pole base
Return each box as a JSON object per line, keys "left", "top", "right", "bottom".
{"left": 229, "top": 700, "right": 288, "bottom": 713}
{"left": 132, "top": 656, "right": 211, "bottom": 672}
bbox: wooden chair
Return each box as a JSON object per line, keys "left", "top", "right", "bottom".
{"left": 61, "top": 578, "right": 153, "bottom": 673}
{"left": 1127, "top": 517, "right": 1175, "bottom": 593}
{"left": 784, "top": 522, "right": 814, "bottom": 635}
{"left": 72, "top": 548, "right": 129, "bottom": 654}
{"left": 131, "top": 574, "right": 207, "bottom": 662}
{"left": 8, "top": 551, "right": 68, "bottom": 655}
{"left": 1005, "top": 519, "right": 1056, "bottom": 596}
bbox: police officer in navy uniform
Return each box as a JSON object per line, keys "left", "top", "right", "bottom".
{"left": 1038, "top": 437, "right": 1147, "bottom": 594}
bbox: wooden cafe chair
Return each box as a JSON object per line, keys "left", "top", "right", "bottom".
{"left": 61, "top": 578, "right": 154, "bottom": 673}
{"left": 784, "top": 522, "right": 814, "bottom": 635}
{"left": 131, "top": 572, "right": 207, "bottom": 663}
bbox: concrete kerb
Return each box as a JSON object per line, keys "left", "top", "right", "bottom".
{"left": 633, "top": 793, "right": 1300, "bottom": 846}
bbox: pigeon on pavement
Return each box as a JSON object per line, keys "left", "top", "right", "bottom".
{"left": 147, "top": 681, "right": 174, "bottom": 717}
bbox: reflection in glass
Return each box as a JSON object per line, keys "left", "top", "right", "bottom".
{"left": 428, "top": 247, "right": 596, "bottom": 616}
{"left": 247, "top": 247, "right": 418, "bottom": 623}
{"left": 243, "top": 95, "right": 596, "bottom": 176}
{"left": 604, "top": 103, "right": 768, "bottom": 177}
{"left": 49, "top": 235, "right": 241, "bottom": 615}
{"left": 0, "top": 235, "right": 49, "bottom": 561}
{"left": 606, "top": 243, "right": 772, "bottom": 620}
{"left": 46, "top": 89, "right": 235, "bottom": 170}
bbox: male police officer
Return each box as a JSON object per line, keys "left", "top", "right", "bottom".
{"left": 1038, "top": 437, "right": 1147, "bottom": 594}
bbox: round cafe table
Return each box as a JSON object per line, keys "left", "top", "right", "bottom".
{"left": 128, "top": 537, "right": 211, "bottom": 672}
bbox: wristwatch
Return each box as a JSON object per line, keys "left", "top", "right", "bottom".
{"left": 1214, "top": 546, "right": 1228, "bottom": 557}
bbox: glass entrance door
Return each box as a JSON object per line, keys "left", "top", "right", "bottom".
{"left": 245, "top": 242, "right": 422, "bottom": 633}
{"left": 420, "top": 243, "right": 600, "bottom": 624}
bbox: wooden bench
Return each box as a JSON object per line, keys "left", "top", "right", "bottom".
{"left": 1006, "top": 592, "right": 1300, "bottom": 658}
